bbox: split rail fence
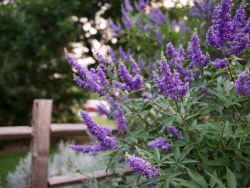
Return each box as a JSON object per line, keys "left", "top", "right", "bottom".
{"left": 0, "top": 99, "right": 133, "bottom": 188}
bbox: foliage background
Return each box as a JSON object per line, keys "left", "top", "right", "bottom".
{"left": 0, "top": 0, "right": 125, "bottom": 125}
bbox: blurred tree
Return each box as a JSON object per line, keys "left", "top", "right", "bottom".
{"left": 0, "top": 0, "right": 123, "bottom": 125}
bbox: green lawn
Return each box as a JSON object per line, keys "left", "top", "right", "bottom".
{"left": 0, "top": 147, "right": 58, "bottom": 187}
{"left": 0, "top": 150, "right": 27, "bottom": 187}
{"left": 92, "top": 116, "right": 115, "bottom": 126}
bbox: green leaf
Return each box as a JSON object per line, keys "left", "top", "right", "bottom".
{"left": 186, "top": 168, "right": 208, "bottom": 188}
{"left": 182, "top": 159, "right": 199, "bottom": 164}
{"left": 226, "top": 167, "right": 237, "bottom": 188}
{"left": 180, "top": 146, "right": 194, "bottom": 161}
{"left": 145, "top": 82, "right": 151, "bottom": 89}
{"left": 173, "top": 146, "right": 180, "bottom": 161}
{"left": 154, "top": 148, "right": 161, "bottom": 162}
{"left": 186, "top": 112, "right": 200, "bottom": 120}
{"left": 206, "top": 171, "right": 226, "bottom": 188}
{"left": 162, "top": 160, "right": 176, "bottom": 165}
{"left": 171, "top": 178, "right": 201, "bottom": 188}
{"left": 209, "top": 171, "right": 217, "bottom": 188}
{"left": 160, "top": 180, "right": 170, "bottom": 188}
{"left": 202, "top": 157, "right": 226, "bottom": 166}
{"left": 160, "top": 153, "right": 174, "bottom": 163}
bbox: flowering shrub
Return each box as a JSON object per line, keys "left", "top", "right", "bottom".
{"left": 66, "top": 0, "right": 250, "bottom": 187}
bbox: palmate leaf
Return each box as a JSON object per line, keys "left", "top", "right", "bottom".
{"left": 159, "top": 180, "right": 170, "bottom": 188}
{"left": 159, "top": 153, "right": 174, "bottom": 163}
{"left": 208, "top": 89, "right": 232, "bottom": 105}
{"left": 180, "top": 145, "right": 194, "bottom": 161}
{"left": 186, "top": 168, "right": 208, "bottom": 188}
{"left": 206, "top": 171, "right": 226, "bottom": 188}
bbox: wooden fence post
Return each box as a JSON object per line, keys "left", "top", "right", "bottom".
{"left": 31, "top": 99, "right": 52, "bottom": 188}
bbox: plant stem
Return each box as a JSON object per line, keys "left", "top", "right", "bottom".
{"left": 119, "top": 98, "right": 153, "bottom": 127}
{"left": 174, "top": 101, "right": 186, "bottom": 125}
{"left": 213, "top": 122, "right": 226, "bottom": 153}
{"left": 227, "top": 64, "right": 235, "bottom": 82}
{"left": 224, "top": 99, "right": 249, "bottom": 148}
{"left": 224, "top": 124, "right": 237, "bottom": 148}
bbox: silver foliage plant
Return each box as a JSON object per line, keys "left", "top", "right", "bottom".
{"left": 7, "top": 142, "right": 107, "bottom": 188}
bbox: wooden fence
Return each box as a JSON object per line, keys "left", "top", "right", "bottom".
{"left": 0, "top": 99, "right": 133, "bottom": 188}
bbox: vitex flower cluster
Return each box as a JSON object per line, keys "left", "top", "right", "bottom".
{"left": 235, "top": 70, "right": 250, "bottom": 97}
{"left": 154, "top": 58, "right": 189, "bottom": 101}
{"left": 190, "top": 0, "right": 215, "bottom": 19}
{"left": 126, "top": 154, "right": 159, "bottom": 179}
{"left": 148, "top": 137, "right": 171, "bottom": 152}
{"left": 109, "top": 0, "right": 168, "bottom": 42}
{"left": 206, "top": 0, "right": 250, "bottom": 56}
{"left": 66, "top": 53, "right": 109, "bottom": 96}
{"left": 70, "top": 112, "right": 117, "bottom": 154}
{"left": 166, "top": 125, "right": 183, "bottom": 139}
{"left": 188, "top": 33, "right": 210, "bottom": 69}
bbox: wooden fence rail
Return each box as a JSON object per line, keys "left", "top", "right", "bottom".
{"left": 0, "top": 99, "right": 132, "bottom": 188}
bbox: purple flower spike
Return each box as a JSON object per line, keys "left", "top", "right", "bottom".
{"left": 130, "top": 75, "right": 143, "bottom": 91}
{"left": 124, "top": 0, "right": 133, "bottom": 12}
{"left": 110, "top": 48, "right": 117, "bottom": 63}
{"left": 214, "top": 59, "right": 228, "bottom": 69}
{"left": 224, "top": 32, "right": 249, "bottom": 56}
{"left": 206, "top": 1, "right": 250, "bottom": 56}
{"left": 165, "top": 43, "right": 192, "bottom": 82}
{"left": 166, "top": 42, "right": 176, "bottom": 59}
{"left": 235, "top": 71, "right": 250, "bottom": 96}
{"left": 66, "top": 53, "right": 108, "bottom": 95}
{"left": 122, "top": 7, "right": 132, "bottom": 29}
{"left": 109, "top": 19, "right": 122, "bottom": 37}
{"left": 119, "top": 63, "right": 133, "bottom": 84}
{"left": 156, "top": 29, "right": 163, "bottom": 45}
{"left": 66, "top": 53, "right": 87, "bottom": 77}
{"left": 126, "top": 154, "right": 159, "bottom": 178}
{"left": 206, "top": 26, "right": 221, "bottom": 48}
{"left": 119, "top": 46, "right": 131, "bottom": 62}
{"left": 84, "top": 72, "right": 106, "bottom": 95}
{"left": 148, "top": 8, "right": 167, "bottom": 25}
{"left": 166, "top": 44, "right": 192, "bottom": 82}
{"left": 135, "top": 0, "right": 148, "bottom": 11}
{"left": 179, "top": 20, "right": 189, "bottom": 33}
{"left": 113, "top": 81, "right": 129, "bottom": 91}
{"left": 81, "top": 111, "right": 111, "bottom": 140}
{"left": 166, "top": 126, "right": 183, "bottom": 139}
{"left": 70, "top": 144, "right": 102, "bottom": 155}
{"left": 148, "top": 137, "right": 171, "bottom": 152}
{"left": 119, "top": 63, "right": 143, "bottom": 91}
{"left": 74, "top": 111, "right": 117, "bottom": 154}
{"left": 154, "top": 60, "right": 189, "bottom": 101}
{"left": 188, "top": 33, "right": 210, "bottom": 68}
{"left": 206, "top": 0, "right": 232, "bottom": 48}
{"left": 100, "top": 136, "right": 117, "bottom": 150}
{"left": 233, "top": 3, "right": 246, "bottom": 29}
{"left": 97, "top": 103, "right": 110, "bottom": 116}
{"left": 116, "top": 106, "right": 127, "bottom": 133}
{"left": 130, "top": 59, "right": 141, "bottom": 74}
{"left": 96, "top": 66, "right": 109, "bottom": 86}
{"left": 190, "top": 0, "right": 215, "bottom": 19}
{"left": 244, "top": 20, "right": 250, "bottom": 34}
